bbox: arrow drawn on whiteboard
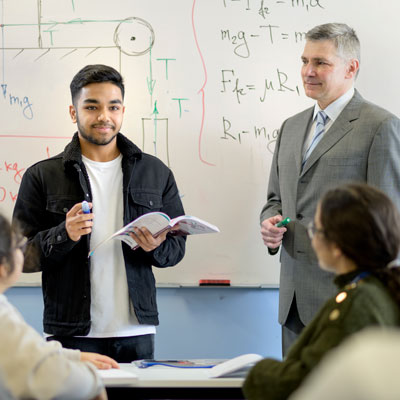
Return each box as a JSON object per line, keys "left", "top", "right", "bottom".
{"left": 66, "top": 18, "right": 84, "bottom": 25}
{"left": 152, "top": 101, "right": 159, "bottom": 155}
{"left": 47, "top": 20, "right": 59, "bottom": 29}
{"left": 146, "top": 37, "right": 156, "bottom": 106}
{"left": 192, "top": 0, "right": 215, "bottom": 166}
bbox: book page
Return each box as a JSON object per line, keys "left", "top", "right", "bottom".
{"left": 208, "top": 354, "right": 262, "bottom": 378}
{"left": 89, "top": 212, "right": 170, "bottom": 256}
{"left": 170, "top": 215, "right": 220, "bottom": 235}
{"left": 111, "top": 212, "right": 170, "bottom": 247}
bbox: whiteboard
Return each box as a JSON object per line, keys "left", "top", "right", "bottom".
{"left": 1, "top": 0, "right": 399, "bottom": 286}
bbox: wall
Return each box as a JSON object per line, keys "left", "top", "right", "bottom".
{"left": 7, "top": 286, "right": 282, "bottom": 360}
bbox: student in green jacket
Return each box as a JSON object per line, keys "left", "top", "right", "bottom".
{"left": 243, "top": 183, "right": 400, "bottom": 400}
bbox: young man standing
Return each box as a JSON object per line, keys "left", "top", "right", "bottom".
{"left": 13, "top": 64, "right": 186, "bottom": 361}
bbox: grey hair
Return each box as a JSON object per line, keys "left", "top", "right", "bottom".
{"left": 306, "top": 23, "right": 360, "bottom": 65}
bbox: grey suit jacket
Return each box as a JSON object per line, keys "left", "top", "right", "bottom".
{"left": 261, "top": 90, "right": 400, "bottom": 325}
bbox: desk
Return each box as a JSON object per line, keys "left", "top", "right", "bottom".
{"left": 105, "top": 363, "right": 245, "bottom": 399}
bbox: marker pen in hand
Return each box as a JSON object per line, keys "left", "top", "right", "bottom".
{"left": 275, "top": 217, "right": 291, "bottom": 227}
{"left": 82, "top": 201, "right": 91, "bottom": 214}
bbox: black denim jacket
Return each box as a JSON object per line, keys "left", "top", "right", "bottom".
{"left": 13, "top": 133, "right": 186, "bottom": 336}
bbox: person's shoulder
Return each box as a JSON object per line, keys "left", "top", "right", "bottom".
{"left": 139, "top": 152, "right": 171, "bottom": 170}
{"left": 344, "top": 275, "right": 385, "bottom": 297}
{"left": 24, "top": 152, "right": 64, "bottom": 175}
{"left": 326, "top": 277, "right": 381, "bottom": 315}
{"left": 288, "top": 106, "right": 313, "bottom": 120}
{"left": 34, "top": 152, "right": 63, "bottom": 164}
{"left": 281, "top": 106, "right": 314, "bottom": 128}
{"left": 0, "top": 294, "right": 10, "bottom": 310}
{"left": 354, "top": 276, "right": 392, "bottom": 298}
{"left": 344, "top": 276, "right": 398, "bottom": 318}
{"left": 118, "top": 133, "right": 170, "bottom": 170}
{"left": 358, "top": 96, "right": 399, "bottom": 123}
{"left": 0, "top": 294, "right": 25, "bottom": 327}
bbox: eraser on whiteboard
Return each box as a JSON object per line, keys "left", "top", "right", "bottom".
{"left": 199, "top": 279, "right": 231, "bottom": 286}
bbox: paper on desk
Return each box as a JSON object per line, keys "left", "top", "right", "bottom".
{"left": 208, "top": 353, "right": 263, "bottom": 378}
{"left": 97, "top": 368, "right": 138, "bottom": 385}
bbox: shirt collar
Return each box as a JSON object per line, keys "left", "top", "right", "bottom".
{"left": 313, "top": 87, "right": 355, "bottom": 122}
{"left": 333, "top": 269, "right": 361, "bottom": 289}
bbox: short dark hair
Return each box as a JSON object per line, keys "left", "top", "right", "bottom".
{"left": 319, "top": 183, "right": 400, "bottom": 307}
{"left": 70, "top": 64, "right": 125, "bottom": 105}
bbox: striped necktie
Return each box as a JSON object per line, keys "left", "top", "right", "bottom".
{"left": 302, "top": 110, "right": 329, "bottom": 170}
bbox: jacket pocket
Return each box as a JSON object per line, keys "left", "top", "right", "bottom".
{"left": 47, "top": 195, "right": 82, "bottom": 213}
{"left": 46, "top": 195, "right": 82, "bottom": 223}
{"left": 129, "top": 189, "right": 163, "bottom": 218}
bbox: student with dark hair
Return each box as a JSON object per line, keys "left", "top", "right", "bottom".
{"left": 69, "top": 64, "right": 125, "bottom": 103}
{"left": 13, "top": 64, "right": 186, "bottom": 361}
{"left": 0, "top": 214, "right": 118, "bottom": 400}
{"left": 244, "top": 183, "right": 400, "bottom": 400}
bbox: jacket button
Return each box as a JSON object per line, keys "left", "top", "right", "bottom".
{"left": 336, "top": 292, "right": 347, "bottom": 303}
{"left": 63, "top": 208, "right": 68, "bottom": 213}
{"left": 296, "top": 214, "right": 303, "bottom": 220}
{"left": 329, "top": 309, "right": 340, "bottom": 321}
{"left": 149, "top": 200, "right": 153, "bottom": 206}
{"left": 57, "top": 235, "right": 62, "bottom": 242}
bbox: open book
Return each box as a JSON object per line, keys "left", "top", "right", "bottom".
{"left": 134, "top": 359, "right": 218, "bottom": 368}
{"left": 89, "top": 212, "right": 220, "bottom": 257}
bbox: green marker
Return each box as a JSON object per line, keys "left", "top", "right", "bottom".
{"left": 275, "top": 217, "right": 291, "bottom": 227}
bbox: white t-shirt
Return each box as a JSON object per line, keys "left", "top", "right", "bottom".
{"left": 82, "top": 154, "right": 155, "bottom": 338}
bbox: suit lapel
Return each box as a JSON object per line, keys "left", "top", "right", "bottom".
{"left": 301, "top": 90, "right": 363, "bottom": 176}
{"left": 294, "top": 108, "right": 314, "bottom": 174}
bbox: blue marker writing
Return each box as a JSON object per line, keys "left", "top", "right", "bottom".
{"left": 82, "top": 201, "right": 91, "bottom": 214}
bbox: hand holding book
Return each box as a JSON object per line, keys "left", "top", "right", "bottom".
{"left": 130, "top": 224, "right": 171, "bottom": 253}
{"left": 89, "top": 212, "right": 219, "bottom": 257}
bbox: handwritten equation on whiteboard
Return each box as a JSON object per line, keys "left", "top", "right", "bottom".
{"left": 0, "top": 161, "right": 24, "bottom": 203}
{"left": 212, "top": 0, "right": 328, "bottom": 146}
{"left": 0, "top": 142, "right": 66, "bottom": 214}
{"left": 0, "top": 0, "right": 330, "bottom": 212}
{"left": 1, "top": 84, "right": 34, "bottom": 120}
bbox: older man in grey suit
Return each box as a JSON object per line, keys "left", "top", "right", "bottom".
{"left": 261, "top": 22, "right": 400, "bottom": 356}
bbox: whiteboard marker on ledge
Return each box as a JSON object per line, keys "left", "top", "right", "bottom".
{"left": 199, "top": 279, "right": 231, "bottom": 286}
